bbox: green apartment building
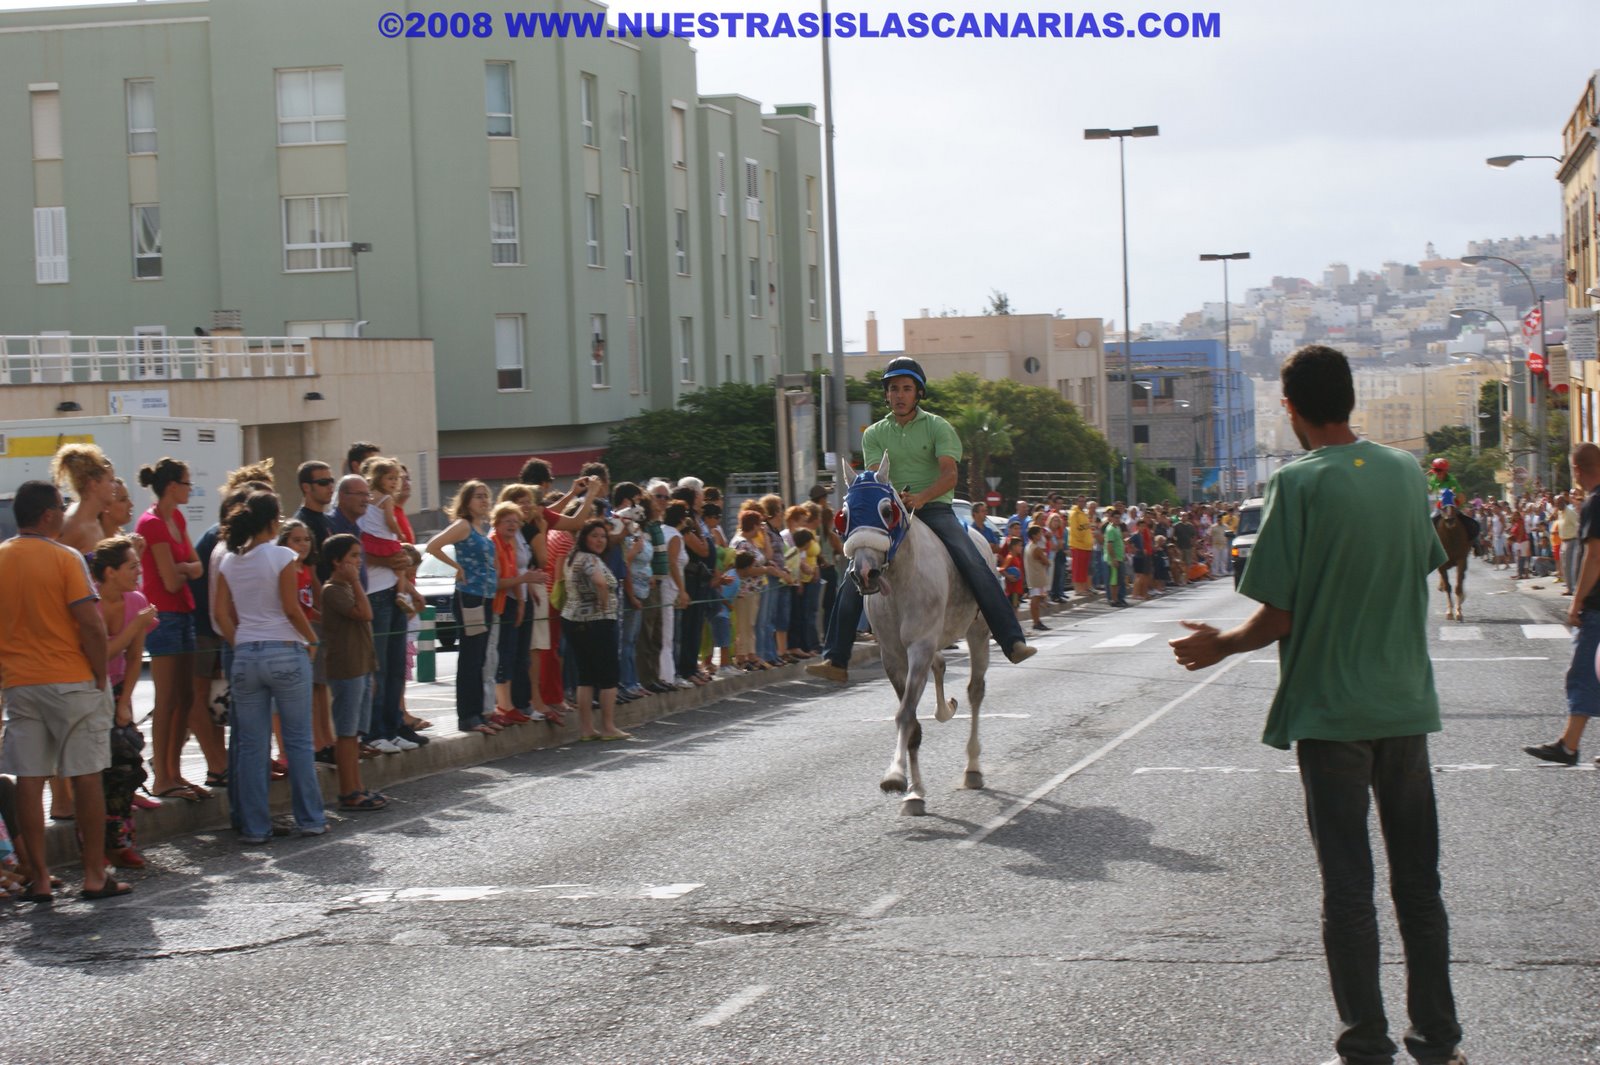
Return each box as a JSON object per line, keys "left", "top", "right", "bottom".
{"left": 0, "top": 0, "right": 828, "bottom": 480}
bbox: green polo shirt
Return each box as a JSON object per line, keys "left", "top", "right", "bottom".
{"left": 1240, "top": 439, "right": 1446, "bottom": 750}
{"left": 860, "top": 408, "right": 962, "bottom": 504}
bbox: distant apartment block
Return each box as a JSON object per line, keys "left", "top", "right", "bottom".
{"left": 0, "top": 0, "right": 826, "bottom": 478}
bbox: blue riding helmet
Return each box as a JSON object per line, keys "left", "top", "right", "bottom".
{"left": 881, "top": 356, "right": 928, "bottom": 398}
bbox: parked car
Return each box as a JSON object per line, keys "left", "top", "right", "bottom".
{"left": 951, "top": 497, "right": 1009, "bottom": 542}
{"left": 1231, "top": 498, "right": 1265, "bottom": 588}
{"left": 415, "top": 541, "right": 460, "bottom": 650}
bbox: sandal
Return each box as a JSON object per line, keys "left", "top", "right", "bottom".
{"left": 468, "top": 723, "right": 499, "bottom": 735}
{"left": 404, "top": 715, "right": 433, "bottom": 731}
{"left": 205, "top": 771, "right": 231, "bottom": 789}
{"left": 541, "top": 707, "right": 566, "bottom": 726}
{"left": 338, "top": 790, "right": 389, "bottom": 811}
{"left": 154, "top": 783, "right": 207, "bottom": 803}
{"left": 80, "top": 880, "right": 133, "bottom": 900}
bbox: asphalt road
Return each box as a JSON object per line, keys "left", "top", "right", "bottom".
{"left": 4, "top": 566, "right": 1598, "bottom": 1064}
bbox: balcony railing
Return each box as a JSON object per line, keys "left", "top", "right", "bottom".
{"left": 1, "top": 336, "right": 315, "bottom": 385}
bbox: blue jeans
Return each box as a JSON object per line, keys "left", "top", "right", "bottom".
{"left": 328, "top": 673, "right": 372, "bottom": 738}
{"left": 789, "top": 580, "right": 821, "bottom": 653}
{"left": 367, "top": 587, "right": 407, "bottom": 742}
{"left": 1091, "top": 548, "right": 1108, "bottom": 590}
{"left": 619, "top": 601, "right": 643, "bottom": 690}
{"left": 1050, "top": 549, "right": 1068, "bottom": 600}
{"left": 229, "top": 641, "right": 324, "bottom": 839}
{"left": 756, "top": 579, "right": 780, "bottom": 662}
{"left": 1567, "top": 609, "right": 1600, "bottom": 718}
{"left": 824, "top": 502, "right": 1026, "bottom": 668}
{"left": 1297, "top": 736, "right": 1461, "bottom": 1065}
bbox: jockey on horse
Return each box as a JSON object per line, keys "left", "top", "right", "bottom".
{"left": 806, "top": 356, "right": 1036, "bottom": 683}
{"left": 1427, "top": 457, "right": 1479, "bottom": 544}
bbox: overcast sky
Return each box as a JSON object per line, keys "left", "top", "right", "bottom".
{"left": 9, "top": 0, "right": 1595, "bottom": 351}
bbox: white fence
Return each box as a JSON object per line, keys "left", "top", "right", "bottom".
{"left": 1, "top": 336, "right": 315, "bottom": 385}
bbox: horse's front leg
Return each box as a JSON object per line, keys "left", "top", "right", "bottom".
{"left": 883, "top": 641, "right": 935, "bottom": 816}
{"left": 1455, "top": 564, "right": 1467, "bottom": 621}
{"left": 962, "top": 616, "right": 989, "bottom": 790}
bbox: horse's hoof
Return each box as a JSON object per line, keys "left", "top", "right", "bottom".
{"left": 935, "top": 699, "right": 957, "bottom": 723}
{"left": 880, "top": 775, "right": 907, "bottom": 795}
{"left": 900, "top": 798, "right": 926, "bottom": 817}
{"left": 963, "top": 771, "right": 985, "bottom": 790}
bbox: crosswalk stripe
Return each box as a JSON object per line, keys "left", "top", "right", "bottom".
{"left": 1438, "top": 626, "right": 1482, "bottom": 641}
{"left": 1091, "top": 632, "right": 1156, "bottom": 649}
{"left": 1521, "top": 624, "right": 1572, "bottom": 639}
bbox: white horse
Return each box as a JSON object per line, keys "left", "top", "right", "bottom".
{"left": 838, "top": 456, "right": 994, "bottom": 817}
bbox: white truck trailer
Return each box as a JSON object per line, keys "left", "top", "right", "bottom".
{"left": 0, "top": 415, "right": 242, "bottom": 537}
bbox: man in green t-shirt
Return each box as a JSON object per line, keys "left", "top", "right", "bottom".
{"left": 1169, "top": 345, "right": 1464, "bottom": 1065}
{"left": 808, "top": 357, "right": 1033, "bottom": 682}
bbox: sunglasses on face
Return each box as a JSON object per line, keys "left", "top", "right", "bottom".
{"left": 308, "top": 478, "right": 336, "bottom": 487}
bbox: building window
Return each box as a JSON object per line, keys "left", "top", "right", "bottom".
{"left": 133, "top": 325, "right": 170, "bottom": 381}
{"left": 495, "top": 314, "right": 525, "bottom": 391}
{"left": 743, "top": 158, "right": 760, "bottom": 221}
{"left": 585, "top": 195, "right": 602, "bottom": 267}
{"left": 286, "top": 320, "right": 354, "bottom": 338}
{"left": 590, "top": 314, "right": 608, "bottom": 387}
{"left": 485, "top": 62, "right": 513, "bottom": 136}
{"left": 33, "top": 206, "right": 68, "bottom": 284}
{"left": 282, "top": 195, "right": 351, "bottom": 271}
{"left": 675, "top": 210, "right": 690, "bottom": 275}
{"left": 716, "top": 152, "right": 727, "bottom": 216}
{"left": 30, "top": 89, "right": 61, "bottom": 160}
{"left": 1133, "top": 424, "right": 1150, "bottom": 445}
{"left": 622, "top": 204, "right": 635, "bottom": 281}
{"left": 490, "top": 190, "right": 520, "bottom": 264}
{"left": 679, "top": 317, "right": 694, "bottom": 383}
{"left": 276, "top": 67, "right": 345, "bottom": 145}
{"left": 809, "top": 265, "right": 819, "bottom": 320}
{"left": 580, "top": 73, "right": 597, "bottom": 148}
{"left": 618, "top": 91, "right": 631, "bottom": 169}
{"left": 748, "top": 257, "right": 760, "bottom": 317}
{"left": 805, "top": 176, "right": 816, "bottom": 230}
{"left": 670, "top": 106, "right": 687, "bottom": 167}
{"left": 126, "top": 79, "right": 156, "bottom": 154}
{"left": 721, "top": 253, "right": 730, "bottom": 317}
{"left": 132, "top": 205, "right": 161, "bottom": 279}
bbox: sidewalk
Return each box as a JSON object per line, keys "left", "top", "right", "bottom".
{"left": 1503, "top": 557, "right": 1577, "bottom": 623}
{"left": 41, "top": 582, "right": 1197, "bottom": 865}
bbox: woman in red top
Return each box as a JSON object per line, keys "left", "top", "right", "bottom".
{"left": 136, "top": 458, "right": 208, "bottom": 802}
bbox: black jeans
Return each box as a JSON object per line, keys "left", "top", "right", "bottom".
{"left": 1297, "top": 736, "right": 1461, "bottom": 1065}
{"left": 823, "top": 501, "right": 1025, "bottom": 668}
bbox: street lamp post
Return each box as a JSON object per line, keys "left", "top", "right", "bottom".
{"left": 820, "top": 0, "right": 849, "bottom": 498}
{"left": 349, "top": 241, "right": 373, "bottom": 336}
{"left": 1199, "top": 251, "right": 1250, "bottom": 501}
{"left": 1085, "top": 124, "right": 1159, "bottom": 505}
{"left": 1461, "top": 254, "right": 1546, "bottom": 487}
{"left": 1414, "top": 360, "right": 1429, "bottom": 455}
{"left": 1449, "top": 308, "right": 1515, "bottom": 455}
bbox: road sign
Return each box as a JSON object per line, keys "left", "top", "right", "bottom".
{"left": 1527, "top": 350, "right": 1545, "bottom": 375}
{"left": 1513, "top": 465, "right": 1529, "bottom": 485}
{"left": 985, "top": 491, "right": 1002, "bottom": 507}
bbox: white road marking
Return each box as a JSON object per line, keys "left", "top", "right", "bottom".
{"left": 860, "top": 713, "right": 1031, "bottom": 722}
{"left": 639, "top": 882, "right": 703, "bottom": 900}
{"left": 1430, "top": 656, "right": 1549, "bottom": 662}
{"left": 958, "top": 654, "right": 1248, "bottom": 849}
{"left": 1091, "top": 632, "right": 1156, "bottom": 648}
{"left": 693, "top": 985, "right": 771, "bottom": 1028}
{"left": 857, "top": 893, "right": 902, "bottom": 918}
{"left": 1522, "top": 624, "right": 1572, "bottom": 639}
{"left": 1437, "top": 626, "right": 1482, "bottom": 641}
{"left": 1131, "top": 763, "right": 1598, "bottom": 775}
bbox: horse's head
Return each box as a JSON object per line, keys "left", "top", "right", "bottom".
{"left": 835, "top": 455, "right": 908, "bottom": 596}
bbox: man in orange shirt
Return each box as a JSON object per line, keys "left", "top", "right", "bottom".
{"left": 0, "top": 481, "right": 129, "bottom": 903}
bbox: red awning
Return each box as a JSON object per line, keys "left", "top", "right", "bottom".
{"left": 438, "top": 447, "right": 606, "bottom": 483}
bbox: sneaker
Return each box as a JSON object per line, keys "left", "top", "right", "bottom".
{"left": 1004, "top": 642, "right": 1038, "bottom": 664}
{"left": 524, "top": 709, "right": 546, "bottom": 721}
{"left": 804, "top": 660, "right": 849, "bottom": 683}
{"left": 397, "top": 726, "right": 431, "bottom": 747}
{"left": 718, "top": 665, "right": 743, "bottom": 678}
{"left": 674, "top": 677, "right": 697, "bottom": 689}
{"left": 1523, "top": 740, "right": 1578, "bottom": 766}
{"left": 1031, "top": 622, "right": 1050, "bottom": 632}
{"left": 314, "top": 746, "right": 336, "bottom": 765}
{"left": 367, "top": 738, "right": 401, "bottom": 755}
{"left": 390, "top": 736, "right": 419, "bottom": 752}
{"left": 299, "top": 824, "right": 330, "bottom": 837}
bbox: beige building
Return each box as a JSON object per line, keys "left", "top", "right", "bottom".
{"left": 1348, "top": 363, "right": 1503, "bottom": 455}
{"left": 1561, "top": 73, "right": 1600, "bottom": 447}
{"left": 0, "top": 332, "right": 442, "bottom": 508}
{"left": 868, "top": 312, "right": 1108, "bottom": 432}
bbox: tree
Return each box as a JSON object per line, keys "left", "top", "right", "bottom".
{"left": 1478, "top": 379, "right": 1501, "bottom": 450}
{"left": 984, "top": 290, "right": 1013, "bottom": 316}
{"left": 1425, "top": 425, "right": 1472, "bottom": 455}
{"left": 948, "top": 403, "right": 1015, "bottom": 501}
{"left": 603, "top": 382, "right": 777, "bottom": 486}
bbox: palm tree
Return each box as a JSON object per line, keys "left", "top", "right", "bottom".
{"left": 950, "top": 402, "right": 1015, "bottom": 501}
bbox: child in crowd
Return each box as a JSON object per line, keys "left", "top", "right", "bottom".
{"left": 1024, "top": 524, "right": 1050, "bottom": 633}
{"left": 320, "top": 534, "right": 387, "bottom": 811}
{"left": 92, "top": 536, "right": 158, "bottom": 869}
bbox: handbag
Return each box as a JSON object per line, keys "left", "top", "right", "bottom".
{"left": 550, "top": 558, "right": 570, "bottom": 612}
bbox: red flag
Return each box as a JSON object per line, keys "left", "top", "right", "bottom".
{"left": 1522, "top": 306, "right": 1542, "bottom": 338}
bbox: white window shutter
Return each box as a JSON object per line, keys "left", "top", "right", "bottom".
{"left": 34, "top": 207, "right": 67, "bottom": 284}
